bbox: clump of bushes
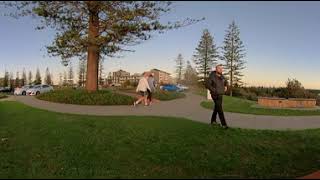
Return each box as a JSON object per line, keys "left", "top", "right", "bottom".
{"left": 153, "top": 90, "right": 186, "bottom": 101}
{"left": 37, "top": 89, "right": 136, "bottom": 105}
{"left": 0, "top": 93, "right": 7, "bottom": 99}
{"left": 227, "top": 78, "right": 317, "bottom": 102}
{"left": 231, "top": 88, "right": 258, "bottom": 101}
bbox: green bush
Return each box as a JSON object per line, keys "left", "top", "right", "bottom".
{"left": 152, "top": 90, "right": 186, "bottom": 101}
{"left": 245, "top": 91, "right": 258, "bottom": 101}
{"left": 231, "top": 85, "right": 317, "bottom": 101}
{"left": 0, "top": 93, "right": 7, "bottom": 99}
{"left": 232, "top": 88, "right": 258, "bottom": 101}
{"left": 37, "top": 89, "right": 136, "bottom": 105}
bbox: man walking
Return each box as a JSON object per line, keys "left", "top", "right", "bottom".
{"left": 206, "top": 64, "right": 229, "bottom": 129}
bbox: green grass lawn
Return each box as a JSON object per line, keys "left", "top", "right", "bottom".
{"left": 37, "top": 89, "right": 135, "bottom": 105}
{"left": 1, "top": 101, "right": 320, "bottom": 178}
{"left": 196, "top": 88, "right": 320, "bottom": 116}
{"left": 201, "top": 95, "right": 320, "bottom": 116}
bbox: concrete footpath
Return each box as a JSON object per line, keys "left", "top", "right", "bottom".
{"left": 5, "top": 92, "right": 320, "bottom": 130}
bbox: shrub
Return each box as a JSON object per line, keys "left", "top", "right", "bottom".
{"left": 37, "top": 89, "right": 136, "bottom": 105}
{"left": 131, "top": 81, "right": 138, "bottom": 87}
{"left": 122, "top": 80, "right": 131, "bottom": 88}
{"left": 246, "top": 91, "right": 258, "bottom": 101}
{"left": 0, "top": 93, "right": 7, "bottom": 99}
{"left": 227, "top": 87, "right": 240, "bottom": 97}
{"left": 152, "top": 90, "right": 186, "bottom": 101}
{"left": 273, "top": 88, "right": 288, "bottom": 98}
{"left": 232, "top": 88, "right": 258, "bottom": 101}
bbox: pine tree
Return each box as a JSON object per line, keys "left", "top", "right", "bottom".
{"left": 35, "top": 68, "right": 42, "bottom": 85}
{"left": 15, "top": 71, "right": 20, "bottom": 87}
{"left": 175, "top": 54, "right": 184, "bottom": 84}
{"left": 9, "top": 72, "right": 14, "bottom": 90}
{"left": 68, "top": 62, "right": 74, "bottom": 85}
{"left": 63, "top": 71, "right": 67, "bottom": 86}
{"left": 4, "top": 1, "right": 202, "bottom": 92}
{"left": 193, "top": 29, "right": 219, "bottom": 82}
{"left": 183, "top": 61, "right": 198, "bottom": 86}
{"left": 21, "top": 68, "right": 26, "bottom": 86}
{"left": 3, "top": 70, "right": 9, "bottom": 87}
{"left": 59, "top": 73, "right": 63, "bottom": 86}
{"left": 45, "top": 67, "right": 52, "bottom": 85}
{"left": 28, "top": 71, "right": 33, "bottom": 85}
{"left": 221, "top": 21, "right": 246, "bottom": 96}
{"left": 78, "top": 59, "right": 86, "bottom": 87}
{"left": 98, "top": 58, "right": 104, "bottom": 86}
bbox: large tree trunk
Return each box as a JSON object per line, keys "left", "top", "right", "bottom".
{"left": 86, "top": 4, "right": 100, "bottom": 92}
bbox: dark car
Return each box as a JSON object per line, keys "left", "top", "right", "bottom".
{"left": 0, "top": 87, "right": 13, "bottom": 93}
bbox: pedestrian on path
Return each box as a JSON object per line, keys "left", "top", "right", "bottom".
{"left": 147, "top": 73, "right": 156, "bottom": 105}
{"left": 206, "top": 64, "right": 229, "bottom": 129}
{"left": 134, "top": 72, "right": 151, "bottom": 107}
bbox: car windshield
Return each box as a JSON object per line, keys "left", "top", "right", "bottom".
{"left": 23, "top": 85, "right": 33, "bottom": 88}
{"left": 33, "top": 85, "right": 41, "bottom": 89}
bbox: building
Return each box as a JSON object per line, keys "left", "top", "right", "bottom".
{"left": 112, "top": 69, "right": 131, "bottom": 85}
{"left": 150, "top": 68, "right": 173, "bottom": 85}
{"left": 130, "top": 73, "right": 142, "bottom": 85}
{"left": 105, "top": 70, "right": 142, "bottom": 86}
{"left": 105, "top": 68, "right": 172, "bottom": 86}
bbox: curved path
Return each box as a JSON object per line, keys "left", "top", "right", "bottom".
{"left": 7, "top": 93, "right": 320, "bottom": 130}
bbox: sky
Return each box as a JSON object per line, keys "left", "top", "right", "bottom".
{"left": 0, "top": 1, "right": 320, "bottom": 89}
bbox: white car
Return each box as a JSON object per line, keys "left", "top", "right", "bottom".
{"left": 14, "top": 85, "right": 34, "bottom": 96}
{"left": 177, "top": 84, "right": 189, "bottom": 90}
{"left": 26, "top": 84, "right": 53, "bottom": 96}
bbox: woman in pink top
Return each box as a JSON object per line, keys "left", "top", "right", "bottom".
{"left": 133, "top": 72, "right": 151, "bottom": 106}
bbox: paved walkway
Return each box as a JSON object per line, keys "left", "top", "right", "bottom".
{"left": 298, "top": 170, "right": 320, "bottom": 179}
{"left": 6, "top": 93, "right": 320, "bottom": 130}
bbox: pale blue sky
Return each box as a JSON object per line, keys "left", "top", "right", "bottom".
{"left": 0, "top": 1, "right": 320, "bottom": 89}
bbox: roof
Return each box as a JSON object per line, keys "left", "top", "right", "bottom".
{"left": 151, "top": 68, "right": 171, "bottom": 75}
{"left": 115, "top": 69, "right": 129, "bottom": 73}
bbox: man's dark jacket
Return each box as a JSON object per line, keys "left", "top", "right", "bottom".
{"left": 206, "top": 71, "right": 228, "bottom": 96}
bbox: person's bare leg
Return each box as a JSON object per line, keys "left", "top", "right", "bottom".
{"left": 134, "top": 96, "right": 144, "bottom": 106}
{"left": 144, "top": 96, "right": 148, "bottom": 106}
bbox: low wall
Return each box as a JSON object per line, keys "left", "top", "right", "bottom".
{"left": 258, "top": 97, "right": 316, "bottom": 108}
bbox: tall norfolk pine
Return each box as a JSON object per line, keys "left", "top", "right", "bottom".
{"left": 193, "top": 29, "right": 219, "bottom": 82}
{"left": 2, "top": 1, "right": 202, "bottom": 92}
{"left": 175, "top": 54, "right": 184, "bottom": 83}
{"left": 221, "top": 21, "right": 246, "bottom": 96}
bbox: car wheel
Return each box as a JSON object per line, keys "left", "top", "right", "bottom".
{"left": 36, "top": 91, "right": 40, "bottom": 95}
{"left": 22, "top": 91, "right": 26, "bottom": 96}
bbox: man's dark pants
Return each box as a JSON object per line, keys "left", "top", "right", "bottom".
{"left": 147, "top": 89, "right": 152, "bottom": 102}
{"left": 211, "top": 94, "right": 227, "bottom": 126}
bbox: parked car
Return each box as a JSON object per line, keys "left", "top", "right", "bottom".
{"left": 176, "top": 84, "right": 189, "bottom": 91}
{"left": 26, "top": 84, "right": 54, "bottom": 96}
{"left": 160, "top": 84, "right": 183, "bottom": 92}
{"left": 111, "top": 83, "right": 121, "bottom": 87}
{"left": 0, "top": 87, "right": 13, "bottom": 93}
{"left": 14, "top": 85, "right": 34, "bottom": 95}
